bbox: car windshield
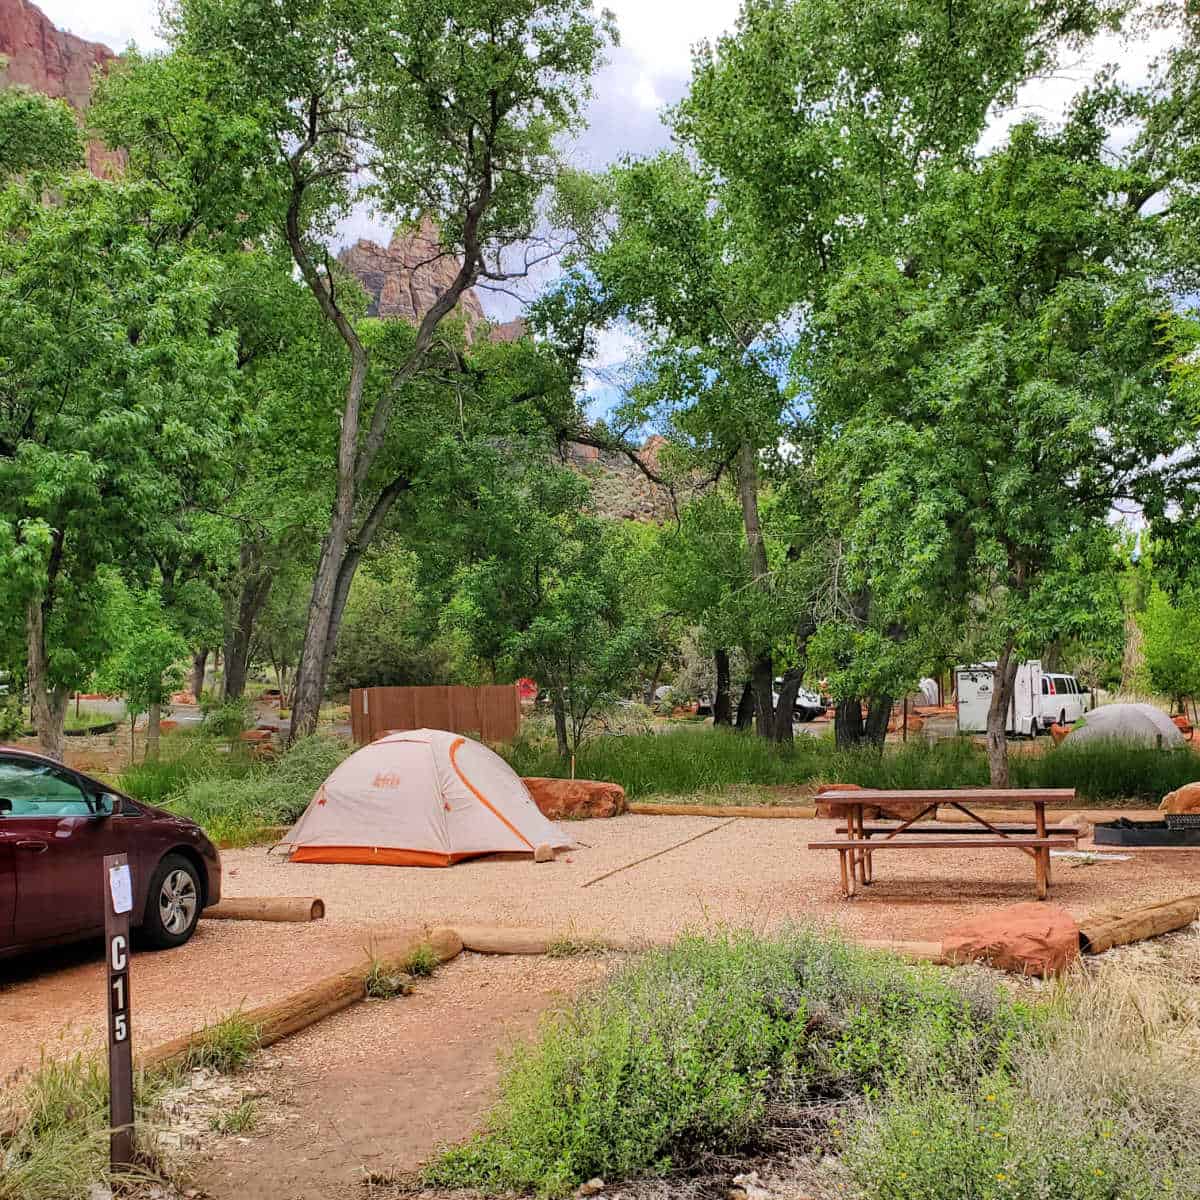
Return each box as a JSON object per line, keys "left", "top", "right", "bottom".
{"left": 0, "top": 759, "right": 93, "bottom": 817}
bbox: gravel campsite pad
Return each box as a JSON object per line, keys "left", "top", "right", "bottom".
{"left": 4, "top": 813, "right": 1198, "bottom": 1087}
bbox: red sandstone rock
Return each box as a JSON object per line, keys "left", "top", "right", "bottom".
{"left": 522, "top": 777, "right": 627, "bottom": 820}
{"left": 814, "top": 783, "right": 933, "bottom": 823}
{"left": 1160, "top": 781, "right": 1200, "bottom": 815}
{"left": 338, "top": 218, "right": 487, "bottom": 330}
{"left": 942, "top": 902, "right": 1079, "bottom": 977}
{"left": 0, "top": 0, "right": 123, "bottom": 175}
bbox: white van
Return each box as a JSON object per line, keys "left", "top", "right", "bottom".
{"left": 955, "top": 660, "right": 1092, "bottom": 736}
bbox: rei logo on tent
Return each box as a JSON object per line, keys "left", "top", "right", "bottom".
{"left": 372, "top": 772, "right": 405, "bottom": 789}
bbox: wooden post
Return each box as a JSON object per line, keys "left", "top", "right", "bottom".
{"left": 103, "top": 853, "right": 135, "bottom": 1171}
{"left": 902, "top": 696, "right": 909, "bottom": 743}
{"left": 1034, "top": 847, "right": 1048, "bottom": 901}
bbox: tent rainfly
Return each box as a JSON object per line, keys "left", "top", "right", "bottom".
{"left": 284, "top": 729, "right": 572, "bottom": 867}
{"left": 1063, "top": 703, "right": 1186, "bottom": 748}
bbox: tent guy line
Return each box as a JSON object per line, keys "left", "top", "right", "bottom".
{"left": 579, "top": 818, "right": 740, "bottom": 889}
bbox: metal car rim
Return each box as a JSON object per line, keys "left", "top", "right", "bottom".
{"left": 159, "top": 869, "right": 198, "bottom": 934}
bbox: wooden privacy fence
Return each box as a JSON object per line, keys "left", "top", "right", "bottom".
{"left": 350, "top": 685, "right": 521, "bottom": 745}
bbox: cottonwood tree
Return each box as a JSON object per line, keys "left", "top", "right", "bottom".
{"left": 102, "top": 0, "right": 615, "bottom": 741}
{"left": 445, "top": 467, "right": 659, "bottom": 757}
{"left": 0, "top": 170, "right": 236, "bottom": 759}
{"left": 558, "top": 0, "right": 1115, "bottom": 741}
{"left": 802, "top": 120, "right": 1196, "bottom": 783}
{"left": 555, "top": 156, "right": 795, "bottom": 736}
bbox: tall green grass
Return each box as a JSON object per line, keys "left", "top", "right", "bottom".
{"left": 0, "top": 1055, "right": 164, "bottom": 1200}
{"left": 117, "top": 733, "right": 255, "bottom": 808}
{"left": 1009, "top": 740, "right": 1198, "bottom": 803}
{"left": 500, "top": 728, "right": 1198, "bottom": 803}
{"left": 163, "top": 734, "right": 352, "bottom": 845}
{"left": 117, "top": 732, "right": 351, "bottom": 844}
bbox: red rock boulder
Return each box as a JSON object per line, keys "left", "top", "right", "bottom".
{"left": 814, "top": 783, "right": 935, "bottom": 823}
{"left": 1160, "top": 782, "right": 1200, "bottom": 815}
{"left": 522, "top": 777, "right": 627, "bottom": 820}
{"left": 942, "top": 902, "right": 1080, "bottom": 977}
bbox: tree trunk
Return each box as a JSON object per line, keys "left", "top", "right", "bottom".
{"left": 986, "top": 643, "right": 1020, "bottom": 786}
{"left": 27, "top": 597, "right": 68, "bottom": 762}
{"left": 146, "top": 700, "right": 161, "bottom": 762}
{"left": 190, "top": 648, "right": 208, "bottom": 703}
{"left": 751, "top": 654, "right": 775, "bottom": 739}
{"left": 834, "top": 698, "right": 865, "bottom": 749}
{"left": 551, "top": 690, "right": 570, "bottom": 759}
{"left": 773, "top": 668, "right": 804, "bottom": 745}
{"left": 223, "top": 543, "right": 273, "bottom": 702}
{"left": 864, "top": 695, "right": 893, "bottom": 748}
{"left": 290, "top": 477, "right": 409, "bottom": 744}
{"left": 736, "top": 442, "right": 774, "bottom": 735}
{"left": 643, "top": 660, "right": 664, "bottom": 707}
{"left": 713, "top": 649, "right": 732, "bottom": 726}
{"left": 1120, "top": 609, "right": 1143, "bottom": 694}
{"left": 735, "top": 681, "right": 755, "bottom": 731}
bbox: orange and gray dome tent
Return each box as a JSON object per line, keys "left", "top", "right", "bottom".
{"left": 283, "top": 729, "right": 572, "bottom": 867}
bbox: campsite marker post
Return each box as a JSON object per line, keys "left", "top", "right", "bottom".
{"left": 104, "top": 852, "right": 135, "bottom": 1171}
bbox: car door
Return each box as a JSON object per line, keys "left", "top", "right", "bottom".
{"left": 0, "top": 830, "right": 14, "bottom": 949}
{"left": 0, "top": 756, "right": 129, "bottom": 944}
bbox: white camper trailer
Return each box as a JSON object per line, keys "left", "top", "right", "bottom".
{"left": 955, "top": 660, "right": 1092, "bottom": 736}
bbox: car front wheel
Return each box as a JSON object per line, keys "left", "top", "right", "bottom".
{"left": 141, "top": 854, "right": 202, "bottom": 949}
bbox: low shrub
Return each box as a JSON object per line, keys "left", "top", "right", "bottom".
{"left": 0, "top": 697, "right": 23, "bottom": 741}
{"left": 199, "top": 695, "right": 253, "bottom": 738}
{"left": 425, "top": 929, "right": 1022, "bottom": 1197}
{"left": 847, "top": 950, "right": 1200, "bottom": 1199}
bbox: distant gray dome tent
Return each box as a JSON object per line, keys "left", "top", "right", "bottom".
{"left": 1063, "top": 703, "right": 1185, "bottom": 748}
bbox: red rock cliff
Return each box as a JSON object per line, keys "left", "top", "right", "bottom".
{"left": 0, "top": 0, "right": 122, "bottom": 174}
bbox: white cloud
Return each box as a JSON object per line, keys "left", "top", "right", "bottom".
{"left": 604, "top": 0, "right": 741, "bottom": 75}
{"left": 37, "top": 0, "right": 165, "bottom": 52}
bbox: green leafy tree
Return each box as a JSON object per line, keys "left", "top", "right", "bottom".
{"left": 802, "top": 121, "right": 1196, "bottom": 782}
{"left": 1139, "top": 583, "right": 1200, "bottom": 718}
{"left": 0, "top": 86, "right": 83, "bottom": 179}
{"left": 97, "top": 577, "right": 188, "bottom": 761}
{"left": 0, "top": 171, "right": 236, "bottom": 759}
{"left": 98, "top": 0, "right": 615, "bottom": 741}
{"left": 446, "top": 469, "right": 658, "bottom": 757}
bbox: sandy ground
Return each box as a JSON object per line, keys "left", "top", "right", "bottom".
{"left": 3, "top": 812, "right": 1196, "bottom": 1087}
{"left": 183, "top": 951, "right": 609, "bottom": 1200}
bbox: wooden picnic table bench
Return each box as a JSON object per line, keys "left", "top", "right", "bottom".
{"left": 837, "top": 823, "right": 1081, "bottom": 837}
{"left": 811, "top": 788, "right": 1078, "bottom": 900}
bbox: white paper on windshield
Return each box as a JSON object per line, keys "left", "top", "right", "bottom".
{"left": 109, "top": 863, "right": 133, "bottom": 915}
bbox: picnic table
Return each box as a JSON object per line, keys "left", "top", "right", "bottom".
{"left": 809, "top": 788, "right": 1079, "bottom": 900}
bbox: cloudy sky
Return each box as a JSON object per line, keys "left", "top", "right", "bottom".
{"left": 36, "top": 0, "right": 1174, "bottom": 399}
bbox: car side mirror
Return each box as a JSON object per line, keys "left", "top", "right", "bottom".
{"left": 94, "top": 793, "right": 123, "bottom": 818}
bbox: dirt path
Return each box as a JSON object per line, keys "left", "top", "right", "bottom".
{"left": 0, "top": 919, "right": 397, "bottom": 1086}
{"left": 188, "top": 951, "right": 609, "bottom": 1200}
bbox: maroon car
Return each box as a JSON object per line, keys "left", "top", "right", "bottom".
{"left": 0, "top": 748, "right": 221, "bottom": 959}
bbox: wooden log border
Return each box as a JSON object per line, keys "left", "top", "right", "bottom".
{"left": 202, "top": 897, "right": 325, "bottom": 923}
{"left": 1078, "top": 895, "right": 1200, "bottom": 955}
